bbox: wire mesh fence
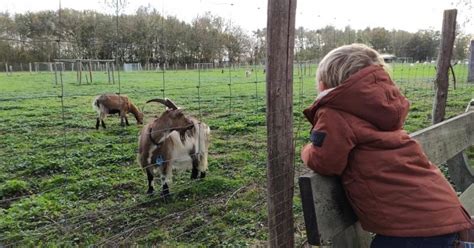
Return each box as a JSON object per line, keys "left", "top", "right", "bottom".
{"left": 1, "top": 1, "right": 474, "bottom": 243}
{"left": 1, "top": 47, "right": 472, "bottom": 246}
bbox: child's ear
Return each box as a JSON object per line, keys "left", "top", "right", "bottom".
{"left": 318, "top": 81, "right": 327, "bottom": 92}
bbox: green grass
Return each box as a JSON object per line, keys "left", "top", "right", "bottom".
{"left": 0, "top": 63, "right": 472, "bottom": 246}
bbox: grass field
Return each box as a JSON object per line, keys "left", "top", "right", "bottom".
{"left": 0, "top": 63, "right": 473, "bottom": 246}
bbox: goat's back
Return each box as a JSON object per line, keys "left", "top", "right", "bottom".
{"left": 92, "top": 93, "right": 130, "bottom": 114}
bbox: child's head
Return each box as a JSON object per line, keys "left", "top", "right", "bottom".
{"left": 316, "top": 43, "right": 386, "bottom": 90}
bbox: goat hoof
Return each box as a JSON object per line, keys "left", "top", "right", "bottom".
{"left": 200, "top": 172, "right": 206, "bottom": 179}
{"left": 146, "top": 188, "right": 154, "bottom": 195}
{"left": 160, "top": 191, "right": 171, "bottom": 200}
{"left": 161, "top": 184, "right": 170, "bottom": 200}
{"left": 191, "top": 168, "right": 199, "bottom": 179}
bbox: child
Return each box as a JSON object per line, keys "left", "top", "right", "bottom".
{"left": 300, "top": 44, "right": 473, "bottom": 247}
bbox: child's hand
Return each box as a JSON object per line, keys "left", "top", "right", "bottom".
{"left": 300, "top": 143, "right": 312, "bottom": 165}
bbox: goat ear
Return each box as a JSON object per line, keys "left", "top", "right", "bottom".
{"left": 174, "top": 108, "right": 184, "bottom": 116}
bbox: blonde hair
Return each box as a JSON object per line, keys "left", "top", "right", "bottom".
{"left": 316, "top": 43, "right": 386, "bottom": 89}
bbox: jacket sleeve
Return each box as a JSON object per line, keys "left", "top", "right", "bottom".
{"left": 301, "top": 109, "right": 356, "bottom": 176}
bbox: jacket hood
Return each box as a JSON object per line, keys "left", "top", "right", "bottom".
{"left": 303, "top": 65, "right": 409, "bottom": 131}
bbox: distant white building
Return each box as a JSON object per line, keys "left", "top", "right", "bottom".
{"left": 123, "top": 63, "right": 142, "bottom": 72}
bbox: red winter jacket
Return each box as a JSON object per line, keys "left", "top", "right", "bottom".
{"left": 301, "top": 65, "right": 473, "bottom": 237}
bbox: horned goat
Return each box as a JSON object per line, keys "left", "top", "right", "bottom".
{"left": 92, "top": 93, "right": 144, "bottom": 129}
{"left": 137, "top": 98, "right": 210, "bottom": 197}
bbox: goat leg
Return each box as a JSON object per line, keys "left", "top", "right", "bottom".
{"left": 190, "top": 148, "right": 199, "bottom": 179}
{"left": 160, "top": 163, "right": 172, "bottom": 199}
{"left": 191, "top": 155, "right": 199, "bottom": 179}
{"left": 191, "top": 167, "right": 199, "bottom": 179}
{"left": 161, "top": 183, "right": 170, "bottom": 199}
{"left": 125, "top": 116, "right": 130, "bottom": 126}
{"left": 200, "top": 171, "right": 206, "bottom": 179}
{"left": 146, "top": 169, "right": 154, "bottom": 194}
{"left": 101, "top": 120, "right": 106, "bottom": 129}
{"left": 96, "top": 118, "right": 100, "bottom": 129}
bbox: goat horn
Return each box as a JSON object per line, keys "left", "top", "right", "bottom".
{"left": 146, "top": 98, "right": 178, "bottom": 110}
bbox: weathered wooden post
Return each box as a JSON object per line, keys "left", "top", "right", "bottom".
{"left": 76, "top": 60, "right": 80, "bottom": 84}
{"left": 432, "top": 9, "right": 457, "bottom": 124}
{"left": 79, "top": 61, "right": 82, "bottom": 85}
{"left": 29, "top": 63, "right": 32, "bottom": 74}
{"left": 111, "top": 63, "right": 116, "bottom": 84}
{"left": 468, "top": 40, "right": 474, "bottom": 83}
{"left": 107, "top": 62, "right": 111, "bottom": 84}
{"left": 266, "top": 0, "right": 297, "bottom": 247}
{"left": 53, "top": 63, "right": 58, "bottom": 85}
{"left": 83, "top": 62, "right": 89, "bottom": 84}
{"left": 88, "top": 61, "right": 93, "bottom": 83}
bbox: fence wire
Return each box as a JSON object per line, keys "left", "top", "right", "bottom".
{"left": 1, "top": 35, "right": 473, "bottom": 247}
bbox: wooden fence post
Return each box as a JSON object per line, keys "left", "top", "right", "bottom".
{"left": 266, "top": 0, "right": 297, "bottom": 247}
{"left": 53, "top": 63, "right": 58, "bottom": 85}
{"left": 79, "top": 61, "right": 83, "bottom": 84}
{"left": 468, "top": 40, "right": 474, "bottom": 83}
{"left": 432, "top": 9, "right": 457, "bottom": 124}
{"left": 111, "top": 63, "right": 115, "bottom": 85}
{"left": 88, "top": 61, "right": 93, "bottom": 83}
{"left": 107, "top": 62, "right": 111, "bottom": 84}
{"left": 76, "top": 61, "right": 80, "bottom": 84}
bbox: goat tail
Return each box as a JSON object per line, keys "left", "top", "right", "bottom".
{"left": 196, "top": 122, "right": 211, "bottom": 153}
{"left": 196, "top": 122, "right": 210, "bottom": 172}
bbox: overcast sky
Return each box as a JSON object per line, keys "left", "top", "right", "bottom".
{"left": 1, "top": 0, "right": 473, "bottom": 34}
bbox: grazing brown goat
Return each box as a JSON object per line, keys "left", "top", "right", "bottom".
{"left": 137, "top": 98, "right": 210, "bottom": 197}
{"left": 92, "top": 93, "right": 144, "bottom": 129}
